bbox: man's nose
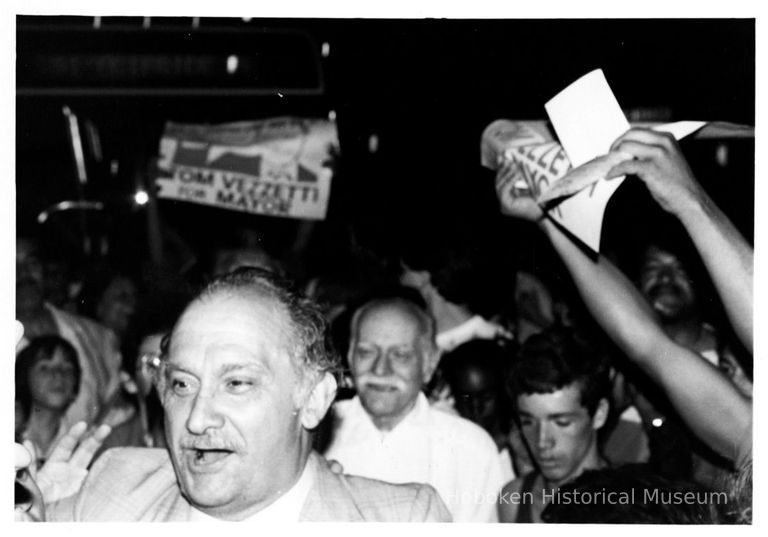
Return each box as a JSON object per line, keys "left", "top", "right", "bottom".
{"left": 186, "top": 393, "right": 225, "bottom": 434}
{"left": 372, "top": 352, "right": 393, "bottom": 376}
{"left": 537, "top": 423, "right": 555, "bottom": 450}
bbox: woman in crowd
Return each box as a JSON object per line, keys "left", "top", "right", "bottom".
{"left": 15, "top": 336, "right": 81, "bottom": 468}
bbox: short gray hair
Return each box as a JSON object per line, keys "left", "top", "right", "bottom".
{"left": 162, "top": 267, "right": 340, "bottom": 382}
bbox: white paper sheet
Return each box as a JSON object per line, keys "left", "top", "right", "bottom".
{"left": 542, "top": 70, "right": 705, "bottom": 253}
{"left": 545, "top": 69, "right": 630, "bottom": 167}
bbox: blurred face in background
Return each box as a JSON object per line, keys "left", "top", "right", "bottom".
{"left": 451, "top": 364, "right": 501, "bottom": 432}
{"left": 639, "top": 246, "right": 696, "bottom": 322}
{"left": 96, "top": 276, "right": 137, "bottom": 337}
{"left": 28, "top": 348, "right": 78, "bottom": 411}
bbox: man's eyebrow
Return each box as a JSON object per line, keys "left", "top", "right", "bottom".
{"left": 517, "top": 411, "right": 580, "bottom": 419}
{"left": 215, "top": 362, "right": 272, "bottom": 376}
{"left": 547, "top": 412, "right": 580, "bottom": 419}
{"left": 164, "top": 363, "right": 196, "bottom": 377}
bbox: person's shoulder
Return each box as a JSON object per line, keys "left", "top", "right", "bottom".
{"left": 498, "top": 472, "right": 535, "bottom": 523}
{"left": 79, "top": 447, "right": 176, "bottom": 500}
{"left": 47, "top": 448, "right": 179, "bottom": 521}
{"left": 427, "top": 404, "right": 499, "bottom": 452}
{"left": 306, "top": 454, "right": 451, "bottom": 522}
{"left": 92, "top": 446, "right": 172, "bottom": 475}
{"left": 340, "top": 473, "right": 452, "bottom": 522}
{"left": 501, "top": 472, "right": 528, "bottom": 496}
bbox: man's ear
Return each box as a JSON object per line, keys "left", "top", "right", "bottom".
{"left": 421, "top": 347, "right": 443, "bottom": 385}
{"left": 299, "top": 372, "right": 338, "bottom": 430}
{"left": 591, "top": 398, "right": 609, "bottom": 431}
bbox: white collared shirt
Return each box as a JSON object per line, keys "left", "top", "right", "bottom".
{"left": 188, "top": 455, "right": 316, "bottom": 522}
{"left": 325, "top": 393, "right": 505, "bottom": 522}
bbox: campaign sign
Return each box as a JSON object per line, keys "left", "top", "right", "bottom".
{"left": 155, "top": 117, "right": 338, "bottom": 220}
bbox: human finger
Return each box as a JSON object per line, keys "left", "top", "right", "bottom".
{"left": 15, "top": 320, "right": 25, "bottom": 348}
{"left": 46, "top": 421, "right": 88, "bottom": 463}
{"left": 69, "top": 424, "right": 112, "bottom": 468}
{"left": 21, "top": 441, "right": 39, "bottom": 478}
{"left": 15, "top": 443, "right": 33, "bottom": 471}
{"left": 605, "top": 158, "right": 650, "bottom": 180}
{"left": 609, "top": 139, "right": 668, "bottom": 163}
{"left": 610, "top": 128, "right": 675, "bottom": 152}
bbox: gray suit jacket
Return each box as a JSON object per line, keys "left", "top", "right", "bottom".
{"left": 47, "top": 448, "right": 451, "bottom": 522}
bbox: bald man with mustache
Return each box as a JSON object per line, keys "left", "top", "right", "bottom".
{"left": 324, "top": 296, "right": 505, "bottom": 522}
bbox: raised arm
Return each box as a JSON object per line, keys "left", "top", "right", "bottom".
{"left": 495, "top": 160, "right": 751, "bottom": 464}
{"left": 540, "top": 217, "right": 751, "bottom": 464}
{"left": 607, "top": 128, "right": 753, "bottom": 353}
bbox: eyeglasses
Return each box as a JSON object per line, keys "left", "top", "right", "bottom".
{"left": 139, "top": 353, "right": 163, "bottom": 371}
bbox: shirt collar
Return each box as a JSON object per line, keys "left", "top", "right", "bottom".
{"left": 350, "top": 392, "right": 431, "bottom": 437}
{"left": 188, "top": 455, "right": 316, "bottom": 523}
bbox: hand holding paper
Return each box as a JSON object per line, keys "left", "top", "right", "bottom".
{"left": 494, "top": 158, "right": 544, "bottom": 222}
{"left": 483, "top": 69, "right": 711, "bottom": 252}
{"left": 606, "top": 128, "right": 707, "bottom": 217}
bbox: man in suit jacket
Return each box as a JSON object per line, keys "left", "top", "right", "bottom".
{"left": 47, "top": 448, "right": 448, "bottom": 521}
{"left": 35, "top": 268, "right": 450, "bottom": 522}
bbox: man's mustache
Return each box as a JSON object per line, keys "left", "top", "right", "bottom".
{"left": 180, "top": 438, "right": 243, "bottom": 451}
{"left": 357, "top": 375, "right": 408, "bottom": 392}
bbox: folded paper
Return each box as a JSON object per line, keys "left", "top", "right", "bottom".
{"left": 481, "top": 69, "right": 726, "bottom": 252}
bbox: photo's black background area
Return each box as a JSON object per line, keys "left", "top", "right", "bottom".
{"left": 16, "top": 17, "right": 755, "bottom": 278}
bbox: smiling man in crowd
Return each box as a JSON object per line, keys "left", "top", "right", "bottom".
{"left": 38, "top": 268, "right": 450, "bottom": 522}
{"left": 324, "top": 295, "right": 505, "bottom": 522}
{"left": 637, "top": 240, "right": 751, "bottom": 397}
{"left": 498, "top": 328, "right": 610, "bottom": 523}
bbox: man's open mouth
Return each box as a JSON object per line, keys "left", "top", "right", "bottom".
{"left": 187, "top": 448, "right": 234, "bottom": 467}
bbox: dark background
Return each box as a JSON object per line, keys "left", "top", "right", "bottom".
{"left": 16, "top": 17, "right": 755, "bottom": 281}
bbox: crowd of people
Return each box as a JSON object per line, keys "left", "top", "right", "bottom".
{"left": 14, "top": 128, "right": 753, "bottom": 523}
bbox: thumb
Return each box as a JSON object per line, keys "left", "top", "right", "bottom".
{"left": 22, "top": 441, "right": 38, "bottom": 478}
{"left": 15, "top": 443, "right": 33, "bottom": 472}
{"left": 605, "top": 159, "right": 640, "bottom": 180}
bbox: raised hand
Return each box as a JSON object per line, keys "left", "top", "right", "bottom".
{"left": 34, "top": 421, "right": 112, "bottom": 503}
{"left": 495, "top": 160, "right": 544, "bottom": 222}
{"left": 606, "top": 128, "right": 706, "bottom": 217}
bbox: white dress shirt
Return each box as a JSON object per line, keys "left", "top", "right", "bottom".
{"left": 188, "top": 454, "right": 316, "bottom": 523}
{"left": 325, "top": 393, "right": 505, "bottom": 522}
